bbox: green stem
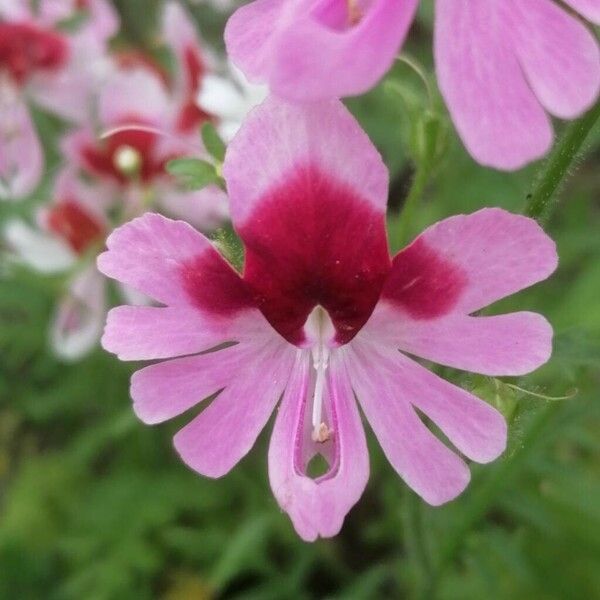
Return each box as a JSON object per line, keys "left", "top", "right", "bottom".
{"left": 525, "top": 100, "right": 600, "bottom": 223}
{"left": 397, "top": 162, "right": 430, "bottom": 246}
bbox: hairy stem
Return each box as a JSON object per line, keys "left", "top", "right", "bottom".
{"left": 525, "top": 100, "right": 600, "bottom": 224}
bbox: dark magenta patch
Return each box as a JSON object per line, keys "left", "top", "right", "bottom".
{"left": 46, "top": 200, "right": 105, "bottom": 255}
{"left": 0, "top": 22, "right": 69, "bottom": 86}
{"left": 239, "top": 163, "right": 391, "bottom": 345}
{"left": 175, "top": 46, "right": 212, "bottom": 133}
{"left": 382, "top": 237, "right": 467, "bottom": 319}
{"left": 181, "top": 247, "right": 253, "bottom": 316}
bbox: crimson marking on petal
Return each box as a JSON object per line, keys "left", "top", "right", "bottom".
{"left": 0, "top": 22, "right": 69, "bottom": 86}
{"left": 239, "top": 163, "right": 390, "bottom": 345}
{"left": 183, "top": 45, "right": 205, "bottom": 95}
{"left": 46, "top": 200, "right": 105, "bottom": 254}
{"left": 176, "top": 100, "right": 212, "bottom": 133}
{"left": 181, "top": 247, "right": 254, "bottom": 316}
{"left": 383, "top": 237, "right": 467, "bottom": 319}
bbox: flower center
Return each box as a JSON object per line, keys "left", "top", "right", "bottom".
{"left": 0, "top": 22, "right": 69, "bottom": 86}
{"left": 347, "top": 0, "right": 362, "bottom": 25}
{"left": 81, "top": 121, "right": 167, "bottom": 185}
{"left": 304, "top": 306, "right": 336, "bottom": 442}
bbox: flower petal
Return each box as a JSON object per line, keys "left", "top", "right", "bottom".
{"left": 224, "top": 0, "right": 295, "bottom": 84}
{"left": 0, "top": 98, "right": 43, "bottom": 200}
{"left": 224, "top": 96, "right": 390, "bottom": 344}
{"left": 349, "top": 339, "right": 471, "bottom": 505}
{"left": 102, "top": 305, "right": 239, "bottom": 361}
{"left": 158, "top": 185, "right": 229, "bottom": 232}
{"left": 4, "top": 219, "right": 75, "bottom": 273}
{"left": 173, "top": 339, "right": 295, "bottom": 477}
{"left": 383, "top": 208, "right": 558, "bottom": 315}
{"left": 435, "top": 0, "right": 552, "bottom": 169}
{"left": 351, "top": 338, "right": 507, "bottom": 465}
{"left": 562, "top": 0, "right": 600, "bottom": 24}
{"left": 366, "top": 304, "right": 553, "bottom": 376}
{"left": 226, "top": 0, "right": 417, "bottom": 100}
{"left": 99, "top": 68, "right": 169, "bottom": 126}
{"left": 51, "top": 267, "right": 106, "bottom": 361}
{"left": 509, "top": 0, "right": 599, "bottom": 119}
{"left": 130, "top": 342, "right": 259, "bottom": 424}
{"left": 268, "top": 351, "right": 369, "bottom": 541}
{"left": 97, "top": 213, "right": 252, "bottom": 312}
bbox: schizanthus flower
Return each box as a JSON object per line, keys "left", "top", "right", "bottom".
{"left": 0, "top": 0, "right": 118, "bottom": 199}
{"left": 98, "top": 97, "right": 557, "bottom": 541}
{"left": 225, "top": 0, "right": 600, "bottom": 169}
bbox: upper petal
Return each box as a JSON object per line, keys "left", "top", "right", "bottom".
{"left": 349, "top": 340, "right": 473, "bottom": 505}
{"left": 97, "top": 213, "right": 253, "bottom": 312}
{"left": 99, "top": 67, "right": 170, "bottom": 126}
{"left": 223, "top": 96, "right": 390, "bottom": 344}
{"left": 226, "top": 0, "right": 418, "bottom": 101}
{"left": 174, "top": 338, "right": 295, "bottom": 478}
{"left": 562, "top": 0, "right": 600, "bottom": 24}
{"left": 268, "top": 350, "right": 369, "bottom": 541}
{"left": 383, "top": 208, "right": 558, "bottom": 315}
{"left": 508, "top": 0, "right": 599, "bottom": 120}
{"left": 434, "top": 0, "right": 552, "bottom": 169}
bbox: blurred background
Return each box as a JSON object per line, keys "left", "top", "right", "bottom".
{"left": 1, "top": 1, "right": 599, "bottom": 598}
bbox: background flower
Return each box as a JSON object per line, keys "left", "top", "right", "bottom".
{"left": 225, "top": 0, "right": 600, "bottom": 169}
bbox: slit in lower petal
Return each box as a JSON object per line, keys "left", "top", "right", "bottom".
{"left": 293, "top": 352, "right": 341, "bottom": 482}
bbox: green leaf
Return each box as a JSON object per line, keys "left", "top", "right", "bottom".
{"left": 166, "top": 158, "right": 223, "bottom": 191}
{"left": 201, "top": 122, "right": 226, "bottom": 163}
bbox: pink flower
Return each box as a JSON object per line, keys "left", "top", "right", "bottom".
{"left": 225, "top": 0, "right": 600, "bottom": 170}
{"left": 98, "top": 97, "right": 557, "bottom": 541}
{"left": 61, "top": 64, "right": 228, "bottom": 230}
{"left": 5, "top": 170, "right": 110, "bottom": 359}
{"left": 0, "top": 0, "right": 118, "bottom": 199}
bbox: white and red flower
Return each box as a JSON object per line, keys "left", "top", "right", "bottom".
{"left": 61, "top": 1, "right": 228, "bottom": 229}
{"left": 0, "top": 0, "right": 118, "bottom": 199}
{"left": 225, "top": 0, "right": 600, "bottom": 170}
{"left": 97, "top": 97, "right": 557, "bottom": 541}
{"left": 5, "top": 169, "right": 111, "bottom": 359}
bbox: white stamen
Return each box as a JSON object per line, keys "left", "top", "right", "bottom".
{"left": 311, "top": 343, "right": 330, "bottom": 431}
{"left": 114, "top": 145, "right": 141, "bottom": 176}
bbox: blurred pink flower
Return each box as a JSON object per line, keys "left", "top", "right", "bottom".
{"left": 61, "top": 64, "right": 228, "bottom": 230}
{"left": 225, "top": 0, "right": 600, "bottom": 170}
{"left": 0, "top": 0, "right": 118, "bottom": 199}
{"left": 4, "top": 170, "right": 111, "bottom": 359}
{"left": 98, "top": 97, "right": 557, "bottom": 541}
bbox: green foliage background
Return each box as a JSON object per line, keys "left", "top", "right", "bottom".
{"left": 1, "top": 2, "right": 599, "bottom": 598}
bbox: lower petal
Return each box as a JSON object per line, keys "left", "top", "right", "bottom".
{"left": 51, "top": 267, "right": 106, "bottom": 361}
{"left": 349, "top": 341, "right": 475, "bottom": 505}
{"left": 371, "top": 305, "right": 553, "bottom": 376}
{"left": 268, "top": 351, "right": 369, "bottom": 541}
{"left": 173, "top": 340, "right": 295, "bottom": 478}
{"left": 131, "top": 342, "right": 257, "bottom": 424}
